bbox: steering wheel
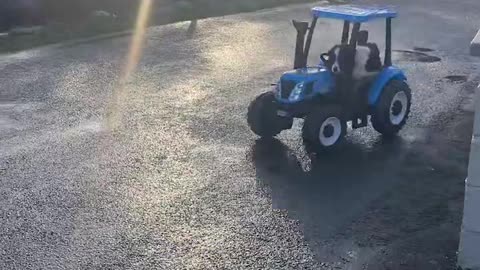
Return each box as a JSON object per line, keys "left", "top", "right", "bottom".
{"left": 320, "top": 53, "right": 329, "bottom": 63}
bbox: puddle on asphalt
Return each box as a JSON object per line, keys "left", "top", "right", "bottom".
{"left": 393, "top": 50, "right": 441, "bottom": 63}
{"left": 413, "top": 47, "right": 435, "bottom": 52}
{"left": 444, "top": 75, "right": 468, "bottom": 83}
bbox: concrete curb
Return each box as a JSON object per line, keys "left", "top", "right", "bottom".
{"left": 1, "top": 1, "right": 335, "bottom": 54}
{"left": 458, "top": 84, "right": 480, "bottom": 270}
{"left": 0, "top": 30, "right": 134, "bottom": 56}
{"left": 56, "top": 30, "right": 133, "bottom": 48}
{"left": 470, "top": 29, "right": 480, "bottom": 56}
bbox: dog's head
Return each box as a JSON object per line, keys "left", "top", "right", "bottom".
{"left": 323, "top": 44, "right": 355, "bottom": 75}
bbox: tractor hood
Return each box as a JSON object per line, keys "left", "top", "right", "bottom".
{"left": 277, "top": 67, "right": 334, "bottom": 103}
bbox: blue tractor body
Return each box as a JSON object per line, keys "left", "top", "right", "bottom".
{"left": 247, "top": 5, "right": 412, "bottom": 150}
{"left": 311, "top": 5, "right": 397, "bottom": 22}
{"left": 276, "top": 66, "right": 334, "bottom": 104}
{"left": 276, "top": 65, "right": 407, "bottom": 107}
{"left": 271, "top": 5, "right": 409, "bottom": 121}
{"left": 367, "top": 66, "right": 407, "bottom": 105}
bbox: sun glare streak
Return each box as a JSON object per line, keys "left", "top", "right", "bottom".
{"left": 107, "top": 0, "right": 153, "bottom": 130}
{"left": 124, "top": 0, "right": 153, "bottom": 79}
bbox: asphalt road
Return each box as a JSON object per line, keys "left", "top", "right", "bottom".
{"left": 1, "top": 0, "right": 479, "bottom": 269}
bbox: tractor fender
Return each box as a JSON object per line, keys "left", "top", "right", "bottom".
{"left": 368, "top": 66, "right": 407, "bottom": 105}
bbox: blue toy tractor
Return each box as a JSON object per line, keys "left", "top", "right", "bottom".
{"left": 247, "top": 5, "right": 411, "bottom": 150}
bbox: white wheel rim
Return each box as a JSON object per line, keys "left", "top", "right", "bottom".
{"left": 318, "top": 117, "right": 342, "bottom": 146}
{"left": 389, "top": 91, "right": 408, "bottom": 125}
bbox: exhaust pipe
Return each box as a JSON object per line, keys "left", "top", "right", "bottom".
{"left": 293, "top": 20, "right": 309, "bottom": 69}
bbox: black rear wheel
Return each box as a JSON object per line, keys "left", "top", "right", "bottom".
{"left": 371, "top": 80, "right": 412, "bottom": 136}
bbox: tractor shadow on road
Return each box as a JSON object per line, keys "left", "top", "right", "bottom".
{"left": 250, "top": 136, "right": 408, "bottom": 237}
{"left": 250, "top": 134, "right": 467, "bottom": 268}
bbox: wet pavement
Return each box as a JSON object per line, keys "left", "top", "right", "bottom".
{"left": 1, "top": 0, "right": 480, "bottom": 269}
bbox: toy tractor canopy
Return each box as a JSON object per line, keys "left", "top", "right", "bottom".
{"left": 294, "top": 5, "right": 397, "bottom": 69}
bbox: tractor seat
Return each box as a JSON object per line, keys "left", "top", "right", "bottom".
{"left": 357, "top": 30, "right": 369, "bottom": 45}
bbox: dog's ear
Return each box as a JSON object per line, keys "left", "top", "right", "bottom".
{"left": 366, "top": 43, "right": 380, "bottom": 56}
{"left": 365, "top": 43, "right": 382, "bottom": 71}
{"left": 337, "top": 45, "right": 355, "bottom": 74}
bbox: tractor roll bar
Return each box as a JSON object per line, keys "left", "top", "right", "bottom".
{"left": 341, "top": 21, "right": 350, "bottom": 44}
{"left": 349, "top": 23, "right": 361, "bottom": 47}
{"left": 385, "top": 18, "right": 392, "bottom": 66}
{"left": 293, "top": 20, "right": 309, "bottom": 69}
{"left": 293, "top": 16, "right": 393, "bottom": 69}
{"left": 292, "top": 17, "right": 317, "bottom": 69}
{"left": 303, "top": 18, "right": 318, "bottom": 65}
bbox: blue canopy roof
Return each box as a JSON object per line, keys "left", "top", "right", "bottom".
{"left": 312, "top": 5, "right": 397, "bottom": 23}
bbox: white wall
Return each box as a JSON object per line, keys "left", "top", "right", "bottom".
{"left": 458, "top": 84, "right": 480, "bottom": 270}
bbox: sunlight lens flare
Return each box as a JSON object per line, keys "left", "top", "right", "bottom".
{"left": 124, "top": 0, "right": 152, "bottom": 79}
{"left": 107, "top": 0, "right": 153, "bottom": 130}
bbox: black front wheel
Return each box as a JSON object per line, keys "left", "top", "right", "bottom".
{"left": 302, "top": 105, "right": 347, "bottom": 151}
{"left": 247, "top": 91, "right": 292, "bottom": 137}
{"left": 371, "top": 80, "right": 412, "bottom": 137}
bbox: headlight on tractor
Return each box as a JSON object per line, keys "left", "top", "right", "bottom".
{"left": 288, "top": 82, "right": 304, "bottom": 101}
{"left": 274, "top": 81, "right": 281, "bottom": 98}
